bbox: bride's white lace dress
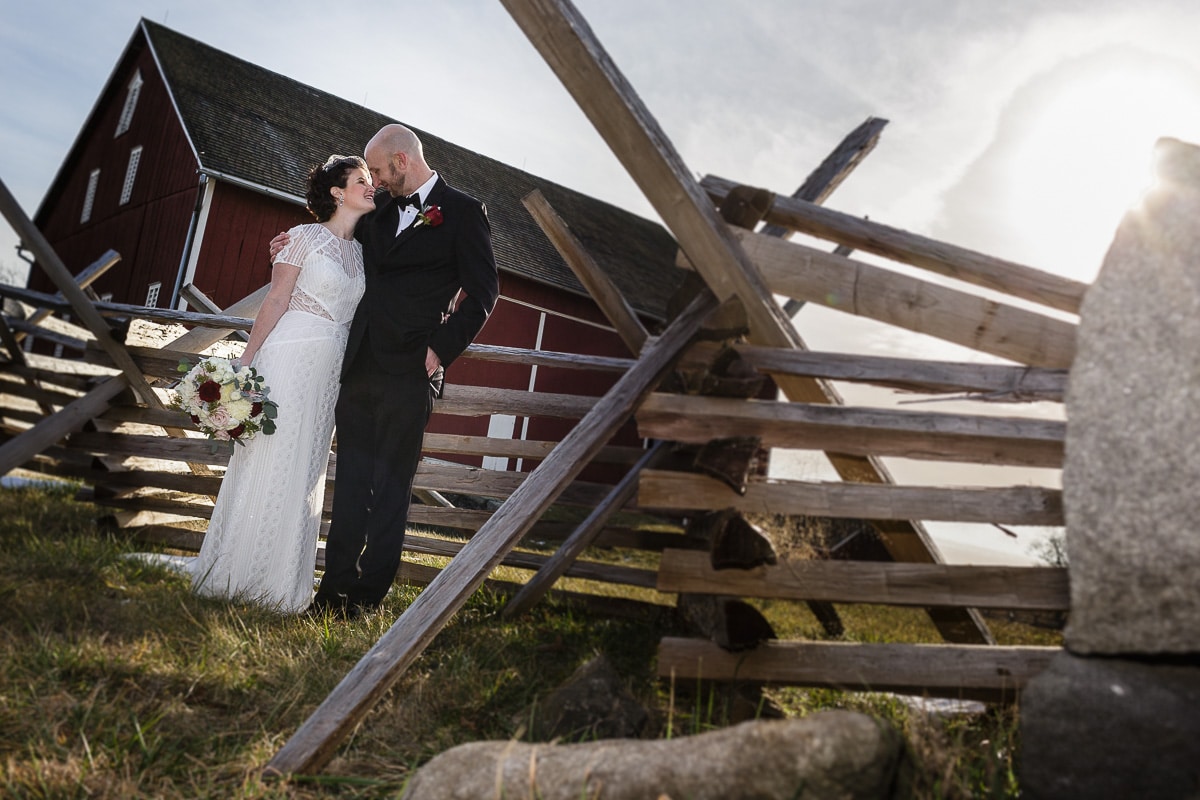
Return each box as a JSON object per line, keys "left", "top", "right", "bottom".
{"left": 189, "top": 224, "right": 365, "bottom": 613}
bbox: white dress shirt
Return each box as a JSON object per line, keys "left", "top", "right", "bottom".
{"left": 396, "top": 171, "right": 440, "bottom": 235}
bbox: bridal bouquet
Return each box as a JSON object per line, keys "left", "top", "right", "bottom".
{"left": 170, "top": 356, "right": 278, "bottom": 444}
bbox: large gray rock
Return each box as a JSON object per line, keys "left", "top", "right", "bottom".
{"left": 1063, "top": 136, "right": 1200, "bottom": 654}
{"left": 1019, "top": 651, "right": 1200, "bottom": 798}
{"left": 401, "top": 711, "right": 903, "bottom": 800}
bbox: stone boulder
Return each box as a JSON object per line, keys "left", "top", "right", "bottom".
{"left": 1063, "top": 136, "right": 1200, "bottom": 655}
{"left": 401, "top": 711, "right": 903, "bottom": 800}
{"left": 1019, "top": 651, "right": 1200, "bottom": 799}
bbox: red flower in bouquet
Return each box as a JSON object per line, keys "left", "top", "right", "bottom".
{"left": 198, "top": 380, "right": 222, "bottom": 402}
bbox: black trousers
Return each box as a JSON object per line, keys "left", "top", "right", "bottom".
{"left": 314, "top": 340, "right": 437, "bottom": 610}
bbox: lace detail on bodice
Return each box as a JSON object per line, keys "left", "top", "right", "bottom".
{"left": 274, "top": 224, "right": 365, "bottom": 326}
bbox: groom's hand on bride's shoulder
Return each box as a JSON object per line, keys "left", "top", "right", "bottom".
{"left": 268, "top": 231, "right": 290, "bottom": 261}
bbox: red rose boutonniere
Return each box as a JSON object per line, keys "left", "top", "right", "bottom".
{"left": 415, "top": 204, "right": 444, "bottom": 228}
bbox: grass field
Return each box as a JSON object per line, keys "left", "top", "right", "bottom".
{"left": 0, "top": 483, "right": 1060, "bottom": 798}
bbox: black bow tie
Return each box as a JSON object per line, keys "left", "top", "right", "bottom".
{"left": 400, "top": 193, "right": 422, "bottom": 210}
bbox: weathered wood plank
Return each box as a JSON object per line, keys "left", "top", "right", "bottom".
{"left": 0, "top": 362, "right": 101, "bottom": 393}
{"left": 411, "top": 461, "right": 627, "bottom": 508}
{"left": 402, "top": 533, "right": 657, "bottom": 588}
{"left": 657, "top": 549, "right": 1070, "bottom": 610}
{"left": 90, "top": 493, "right": 215, "bottom": 521}
{"left": 726, "top": 344, "right": 1067, "bottom": 402}
{"left": 460, "top": 342, "right": 631, "bottom": 371}
{"left": 4, "top": 319, "right": 87, "bottom": 352}
{"left": 434, "top": 383, "right": 597, "bottom": 419}
{"left": 523, "top": 189, "right": 648, "bottom": 354}
{"left": 657, "top": 638, "right": 1058, "bottom": 699}
{"left": 408, "top": 505, "right": 688, "bottom": 550}
{"left": 422, "top": 432, "right": 644, "bottom": 464}
{"left": 0, "top": 375, "right": 85, "bottom": 408}
{"left": 730, "top": 228, "right": 1077, "bottom": 368}
{"left": 263, "top": 288, "right": 718, "bottom": 775}
{"left": 638, "top": 393, "right": 1065, "bottom": 468}
{"left": 65, "top": 430, "right": 233, "bottom": 465}
{"left": 639, "top": 469, "right": 1064, "bottom": 525}
{"left": 701, "top": 174, "right": 1087, "bottom": 315}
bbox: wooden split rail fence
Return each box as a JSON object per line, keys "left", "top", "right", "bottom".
{"left": 0, "top": 3, "right": 1085, "bottom": 770}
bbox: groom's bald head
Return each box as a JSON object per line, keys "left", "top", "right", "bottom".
{"left": 364, "top": 124, "right": 433, "bottom": 197}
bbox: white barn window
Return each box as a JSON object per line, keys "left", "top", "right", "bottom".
{"left": 120, "top": 146, "right": 142, "bottom": 205}
{"left": 81, "top": 169, "right": 100, "bottom": 223}
{"left": 115, "top": 71, "right": 143, "bottom": 137}
{"left": 145, "top": 281, "right": 161, "bottom": 308}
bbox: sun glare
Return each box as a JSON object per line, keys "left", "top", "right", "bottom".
{"left": 1004, "top": 54, "right": 1200, "bottom": 281}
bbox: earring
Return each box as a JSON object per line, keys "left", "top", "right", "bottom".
{"left": 337, "top": 195, "right": 344, "bottom": 206}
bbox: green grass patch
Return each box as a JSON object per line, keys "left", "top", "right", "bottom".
{"left": 1, "top": 484, "right": 1050, "bottom": 798}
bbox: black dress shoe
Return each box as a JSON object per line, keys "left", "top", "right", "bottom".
{"left": 303, "top": 597, "right": 346, "bottom": 619}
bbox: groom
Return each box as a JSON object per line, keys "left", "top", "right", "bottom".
{"left": 288, "top": 124, "right": 499, "bottom": 618}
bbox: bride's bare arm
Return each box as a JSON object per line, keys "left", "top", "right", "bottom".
{"left": 241, "top": 262, "right": 301, "bottom": 366}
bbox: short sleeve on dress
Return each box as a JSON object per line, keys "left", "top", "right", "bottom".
{"left": 273, "top": 225, "right": 322, "bottom": 269}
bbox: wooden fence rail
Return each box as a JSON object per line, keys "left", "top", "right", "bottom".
{"left": 639, "top": 469, "right": 1064, "bottom": 525}
{"left": 700, "top": 174, "right": 1087, "bottom": 315}
{"left": 726, "top": 228, "right": 1077, "bottom": 368}
{"left": 657, "top": 638, "right": 1060, "bottom": 701}
{"left": 638, "top": 392, "right": 1066, "bottom": 468}
{"left": 657, "top": 549, "right": 1070, "bottom": 611}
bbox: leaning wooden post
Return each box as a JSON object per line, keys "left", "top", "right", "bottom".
{"left": 264, "top": 290, "right": 718, "bottom": 776}
{"left": 499, "top": 0, "right": 991, "bottom": 645}
{"left": 522, "top": 189, "right": 649, "bottom": 354}
{"left": 0, "top": 177, "right": 159, "bottom": 406}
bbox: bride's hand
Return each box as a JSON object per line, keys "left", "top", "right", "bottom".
{"left": 268, "top": 231, "right": 290, "bottom": 260}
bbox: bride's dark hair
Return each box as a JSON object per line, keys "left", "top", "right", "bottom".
{"left": 306, "top": 155, "right": 368, "bottom": 222}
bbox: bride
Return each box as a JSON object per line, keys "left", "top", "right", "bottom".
{"left": 189, "top": 155, "right": 373, "bottom": 613}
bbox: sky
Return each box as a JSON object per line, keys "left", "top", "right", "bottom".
{"left": 4, "top": 0, "right": 1200, "bottom": 564}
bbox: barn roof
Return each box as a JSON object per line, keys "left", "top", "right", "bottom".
{"left": 137, "top": 19, "right": 683, "bottom": 321}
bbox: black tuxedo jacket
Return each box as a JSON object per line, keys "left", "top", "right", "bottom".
{"left": 345, "top": 176, "right": 499, "bottom": 379}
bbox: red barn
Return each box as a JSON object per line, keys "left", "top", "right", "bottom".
{"left": 27, "top": 19, "right": 686, "bottom": 476}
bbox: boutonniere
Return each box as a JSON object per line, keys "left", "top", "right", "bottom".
{"left": 414, "top": 204, "right": 444, "bottom": 228}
